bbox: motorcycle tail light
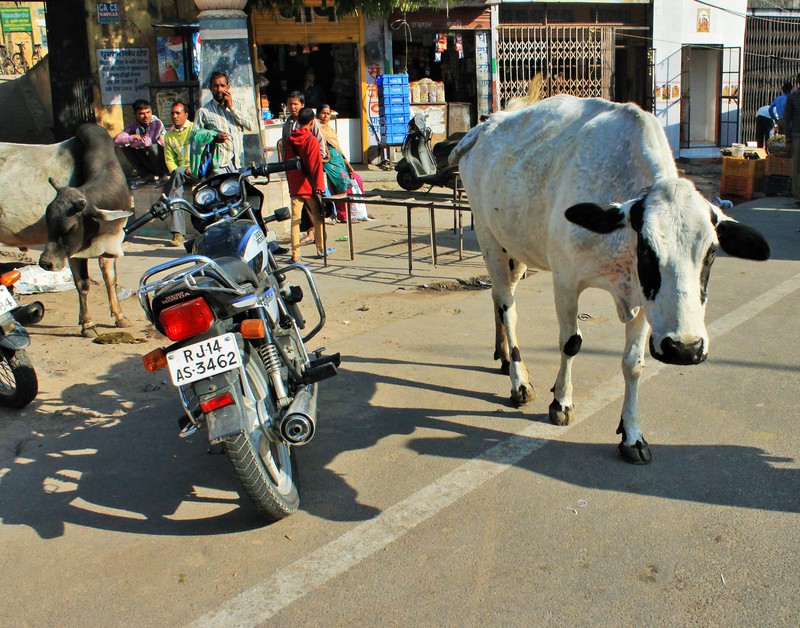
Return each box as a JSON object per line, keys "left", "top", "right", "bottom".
{"left": 200, "top": 392, "right": 234, "bottom": 414}
{"left": 240, "top": 319, "right": 265, "bottom": 339}
{"left": 159, "top": 297, "right": 215, "bottom": 341}
{"left": 142, "top": 348, "right": 167, "bottom": 372}
{"left": 0, "top": 269, "right": 21, "bottom": 286}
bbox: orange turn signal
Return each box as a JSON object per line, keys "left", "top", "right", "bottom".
{"left": 142, "top": 348, "right": 168, "bottom": 372}
{"left": 0, "top": 269, "right": 21, "bottom": 287}
{"left": 240, "top": 319, "right": 266, "bottom": 339}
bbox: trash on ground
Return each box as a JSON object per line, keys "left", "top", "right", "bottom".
{"left": 14, "top": 264, "right": 74, "bottom": 294}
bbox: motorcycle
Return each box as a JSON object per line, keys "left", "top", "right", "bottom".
{"left": 0, "top": 269, "right": 42, "bottom": 409}
{"left": 124, "top": 159, "right": 340, "bottom": 522}
{"left": 395, "top": 113, "right": 465, "bottom": 192}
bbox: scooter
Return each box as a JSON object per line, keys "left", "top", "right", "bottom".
{"left": 0, "top": 269, "right": 42, "bottom": 409}
{"left": 395, "top": 114, "right": 465, "bottom": 191}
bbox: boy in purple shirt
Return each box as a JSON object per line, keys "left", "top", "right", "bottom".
{"left": 114, "top": 99, "right": 167, "bottom": 190}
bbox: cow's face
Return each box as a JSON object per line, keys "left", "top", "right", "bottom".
{"left": 565, "top": 178, "right": 770, "bottom": 366}
{"left": 39, "top": 178, "right": 132, "bottom": 271}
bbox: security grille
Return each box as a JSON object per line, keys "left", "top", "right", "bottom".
{"left": 497, "top": 25, "right": 615, "bottom": 107}
{"left": 742, "top": 15, "right": 800, "bottom": 143}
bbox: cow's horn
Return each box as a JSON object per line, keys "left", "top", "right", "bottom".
{"left": 48, "top": 177, "right": 62, "bottom": 191}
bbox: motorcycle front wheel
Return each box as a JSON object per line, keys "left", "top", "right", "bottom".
{"left": 0, "top": 348, "right": 38, "bottom": 409}
{"left": 223, "top": 347, "right": 299, "bottom": 521}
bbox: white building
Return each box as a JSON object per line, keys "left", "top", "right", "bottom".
{"left": 652, "top": 0, "right": 747, "bottom": 158}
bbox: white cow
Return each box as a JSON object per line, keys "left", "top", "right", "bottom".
{"left": 450, "top": 95, "right": 770, "bottom": 463}
{"left": 0, "top": 124, "right": 133, "bottom": 336}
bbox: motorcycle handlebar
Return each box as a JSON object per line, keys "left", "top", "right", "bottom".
{"left": 251, "top": 157, "right": 302, "bottom": 178}
{"left": 124, "top": 210, "right": 155, "bottom": 235}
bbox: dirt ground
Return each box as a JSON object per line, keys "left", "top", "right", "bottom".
{"left": 0, "top": 162, "right": 725, "bottom": 469}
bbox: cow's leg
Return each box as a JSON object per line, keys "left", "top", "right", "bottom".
{"left": 69, "top": 258, "right": 98, "bottom": 338}
{"left": 483, "top": 240, "right": 533, "bottom": 406}
{"left": 98, "top": 257, "right": 132, "bottom": 329}
{"left": 549, "top": 279, "right": 582, "bottom": 425}
{"left": 616, "top": 308, "right": 652, "bottom": 464}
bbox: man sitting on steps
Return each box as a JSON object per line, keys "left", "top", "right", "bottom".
{"left": 114, "top": 99, "right": 168, "bottom": 190}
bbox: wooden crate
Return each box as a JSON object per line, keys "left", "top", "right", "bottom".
{"left": 720, "top": 174, "right": 762, "bottom": 200}
{"left": 765, "top": 155, "right": 792, "bottom": 177}
{"left": 722, "top": 156, "right": 766, "bottom": 179}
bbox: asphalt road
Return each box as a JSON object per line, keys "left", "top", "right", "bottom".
{"left": 1, "top": 192, "right": 798, "bottom": 626}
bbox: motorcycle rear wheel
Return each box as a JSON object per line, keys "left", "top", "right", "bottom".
{"left": 0, "top": 348, "right": 38, "bottom": 409}
{"left": 223, "top": 348, "right": 299, "bottom": 521}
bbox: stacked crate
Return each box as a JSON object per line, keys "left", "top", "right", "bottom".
{"left": 763, "top": 155, "right": 793, "bottom": 196}
{"left": 377, "top": 74, "right": 410, "bottom": 146}
{"left": 720, "top": 156, "right": 766, "bottom": 200}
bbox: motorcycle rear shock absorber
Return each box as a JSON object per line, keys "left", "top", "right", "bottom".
{"left": 258, "top": 342, "right": 291, "bottom": 408}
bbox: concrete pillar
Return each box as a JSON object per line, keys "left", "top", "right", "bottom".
{"left": 196, "top": 7, "right": 263, "bottom": 165}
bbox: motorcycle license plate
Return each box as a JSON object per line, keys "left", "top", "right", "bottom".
{"left": 166, "top": 333, "right": 241, "bottom": 386}
{"left": 0, "top": 285, "right": 17, "bottom": 316}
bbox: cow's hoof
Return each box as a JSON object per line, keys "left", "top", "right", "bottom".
{"left": 548, "top": 399, "right": 573, "bottom": 425}
{"left": 115, "top": 317, "right": 133, "bottom": 329}
{"left": 81, "top": 324, "right": 99, "bottom": 338}
{"left": 500, "top": 359, "right": 510, "bottom": 375}
{"left": 617, "top": 439, "right": 652, "bottom": 464}
{"left": 511, "top": 384, "right": 534, "bottom": 407}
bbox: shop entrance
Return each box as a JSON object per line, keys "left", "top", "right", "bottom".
{"left": 258, "top": 43, "right": 360, "bottom": 119}
{"left": 391, "top": 30, "right": 478, "bottom": 126}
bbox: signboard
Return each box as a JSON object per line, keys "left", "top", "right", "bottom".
{"left": 0, "top": 7, "right": 32, "bottom": 33}
{"left": 97, "top": 3, "right": 120, "bottom": 24}
{"left": 96, "top": 48, "right": 150, "bottom": 106}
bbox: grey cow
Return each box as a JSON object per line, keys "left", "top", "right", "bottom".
{"left": 0, "top": 123, "right": 133, "bottom": 336}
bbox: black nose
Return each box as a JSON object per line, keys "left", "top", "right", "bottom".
{"left": 39, "top": 259, "right": 53, "bottom": 271}
{"left": 650, "top": 336, "right": 706, "bottom": 365}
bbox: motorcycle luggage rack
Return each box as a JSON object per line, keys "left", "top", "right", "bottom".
{"left": 137, "top": 255, "right": 253, "bottom": 322}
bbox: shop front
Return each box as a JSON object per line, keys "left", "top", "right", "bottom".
{"left": 387, "top": 5, "right": 492, "bottom": 142}
{"left": 250, "top": 3, "right": 365, "bottom": 163}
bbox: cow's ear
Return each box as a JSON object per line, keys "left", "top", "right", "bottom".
{"left": 66, "top": 198, "right": 88, "bottom": 216}
{"left": 48, "top": 177, "right": 62, "bottom": 191}
{"left": 716, "top": 219, "right": 771, "bottom": 261}
{"left": 565, "top": 202, "right": 625, "bottom": 234}
{"left": 89, "top": 208, "right": 134, "bottom": 222}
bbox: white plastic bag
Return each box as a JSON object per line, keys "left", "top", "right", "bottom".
{"left": 349, "top": 180, "right": 369, "bottom": 221}
{"left": 14, "top": 265, "right": 75, "bottom": 294}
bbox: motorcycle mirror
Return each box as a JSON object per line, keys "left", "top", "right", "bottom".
{"left": 273, "top": 206, "right": 291, "bottom": 222}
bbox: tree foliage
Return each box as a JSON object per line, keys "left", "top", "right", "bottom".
{"left": 246, "top": 0, "right": 445, "bottom": 19}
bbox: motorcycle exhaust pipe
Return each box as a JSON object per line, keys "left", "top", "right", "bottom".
{"left": 279, "top": 383, "right": 317, "bottom": 445}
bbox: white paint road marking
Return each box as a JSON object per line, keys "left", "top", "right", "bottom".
{"left": 193, "top": 271, "right": 800, "bottom": 627}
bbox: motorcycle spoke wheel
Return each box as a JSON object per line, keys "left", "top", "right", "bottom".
{"left": 223, "top": 349, "right": 299, "bottom": 521}
{"left": 0, "top": 349, "right": 38, "bottom": 409}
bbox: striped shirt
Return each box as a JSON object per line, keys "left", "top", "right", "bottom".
{"left": 195, "top": 97, "right": 253, "bottom": 169}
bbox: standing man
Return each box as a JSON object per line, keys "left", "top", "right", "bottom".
{"left": 782, "top": 73, "right": 800, "bottom": 207}
{"left": 195, "top": 71, "right": 253, "bottom": 174}
{"left": 162, "top": 101, "right": 194, "bottom": 247}
{"left": 284, "top": 107, "right": 334, "bottom": 262}
{"left": 769, "top": 82, "right": 793, "bottom": 135}
{"left": 114, "top": 99, "right": 167, "bottom": 190}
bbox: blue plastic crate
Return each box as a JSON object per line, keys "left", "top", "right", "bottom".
{"left": 379, "top": 94, "right": 410, "bottom": 107}
{"left": 380, "top": 121, "right": 408, "bottom": 137}
{"left": 378, "top": 84, "right": 410, "bottom": 97}
{"left": 382, "top": 133, "right": 406, "bottom": 145}
{"left": 377, "top": 74, "right": 409, "bottom": 87}
{"left": 379, "top": 112, "right": 409, "bottom": 126}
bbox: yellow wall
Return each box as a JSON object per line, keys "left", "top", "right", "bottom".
{"left": 82, "top": 0, "right": 198, "bottom": 135}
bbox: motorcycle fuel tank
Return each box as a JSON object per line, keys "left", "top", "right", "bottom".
{"left": 192, "top": 221, "right": 270, "bottom": 275}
